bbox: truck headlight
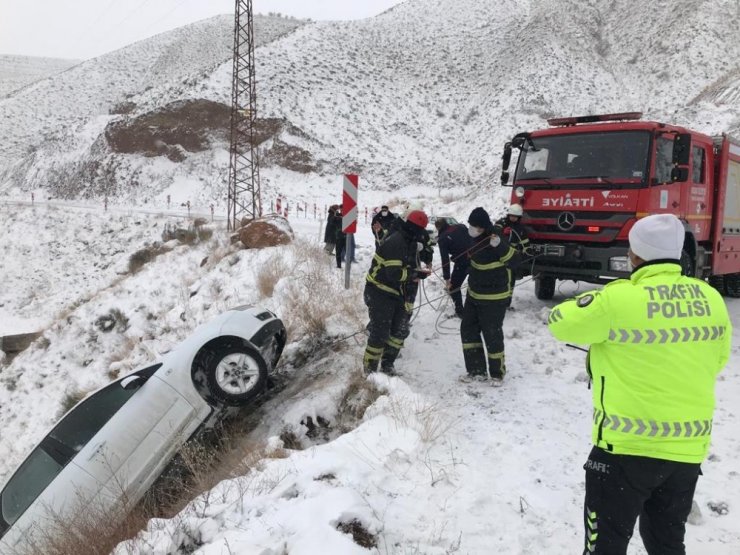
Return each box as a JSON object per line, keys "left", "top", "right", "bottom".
{"left": 609, "top": 256, "right": 630, "bottom": 272}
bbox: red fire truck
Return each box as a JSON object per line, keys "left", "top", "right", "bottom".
{"left": 500, "top": 112, "right": 740, "bottom": 299}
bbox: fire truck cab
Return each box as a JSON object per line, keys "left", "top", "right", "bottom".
{"left": 500, "top": 112, "right": 740, "bottom": 299}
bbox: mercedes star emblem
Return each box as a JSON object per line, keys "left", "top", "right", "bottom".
{"left": 557, "top": 212, "right": 576, "bottom": 231}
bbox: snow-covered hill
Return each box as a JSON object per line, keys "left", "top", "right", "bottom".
{"left": 0, "top": 55, "right": 78, "bottom": 98}
{"left": 1, "top": 1, "right": 740, "bottom": 553}
{"left": 1, "top": 0, "right": 738, "bottom": 213}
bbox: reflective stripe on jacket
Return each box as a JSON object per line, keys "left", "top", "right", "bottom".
{"left": 365, "top": 229, "right": 416, "bottom": 298}
{"left": 548, "top": 261, "right": 732, "bottom": 463}
{"left": 466, "top": 232, "right": 518, "bottom": 301}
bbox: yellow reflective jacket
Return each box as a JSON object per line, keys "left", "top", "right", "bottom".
{"left": 548, "top": 262, "right": 732, "bottom": 463}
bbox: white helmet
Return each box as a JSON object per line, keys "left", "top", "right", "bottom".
{"left": 508, "top": 204, "right": 523, "bottom": 217}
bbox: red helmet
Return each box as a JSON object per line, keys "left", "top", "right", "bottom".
{"left": 406, "top": 210, "right": 429, "bottom": 229}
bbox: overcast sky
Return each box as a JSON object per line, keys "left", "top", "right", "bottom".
{"left": 0, "top": 0, "right": 405, "bottom": 60}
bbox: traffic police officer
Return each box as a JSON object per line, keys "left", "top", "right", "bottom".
{"left": 548, "top": 214, "right": 732, "bottom": 555}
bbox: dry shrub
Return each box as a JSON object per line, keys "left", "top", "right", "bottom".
{"left": 161, "top": 222, "right": 214, "bottom": 245}
{"left": 280, "top": 241, "right": 365, "bottom": 343}
{"left": 14, "top": 498, "right": 144, "bottom": 555}
{"left": 386, "top": 395, "right": 460, "bottom": 444}
{"left": 57, "top": 387, "right": 92, "bottom": 418}
{"left": 20, "top": 422, "right": 289, "bottom": 555}
{"left": 335, "top": 366, "right": 382, "bottom": 432}
{"left": 336, "top": 519, "right": 378, "bottom": 549}
{"left": 255, "top": 254, "right": 293, "bottom": 298}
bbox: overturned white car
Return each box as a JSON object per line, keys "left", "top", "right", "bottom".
{"left": 0, "top": 306, "right": 286, "bottom": 553}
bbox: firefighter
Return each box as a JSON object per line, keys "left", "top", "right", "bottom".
{"left": 435, "top": 217, "right": 472, "bottom": 318}
{"left": 547, "top": 214, "right": 732, "bottom": 555}
{"left": 371, "top": 204, "right": 397, "bottom": 246}
{"left": 363, "top": 210, "right": 431, "bottom": 374}
{"left": 494, "top": 203, "right": 532, "bottom": 302}
{"left": 494, "top": 204, "right": 529, "bottom": 255}
{"left": 459, "top": 207, "right": 519, "bottom": 384}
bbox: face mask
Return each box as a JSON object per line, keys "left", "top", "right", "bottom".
{"left": 469, "top": 227, "right": 483, "bottom": 238}
{"left": 381, "top": 210, "right": 388, "bottom": 216}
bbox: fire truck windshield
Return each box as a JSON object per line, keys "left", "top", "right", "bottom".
{"left": 514, "top": 131, "right": 650, "bottom": 185}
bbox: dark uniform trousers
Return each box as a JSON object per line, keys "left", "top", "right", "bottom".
{"left": 583, "top": 446, "right": 700, "bottom": 555}
{"left": 449, "top": 261, "right": 469, "bottom": 312}
{"left": 363, "top": 284, "right": 410, "bottom": 373}
{"left": 460, "top": 297, "right": 508, "bottom": 378}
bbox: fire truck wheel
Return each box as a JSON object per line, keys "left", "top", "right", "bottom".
{"left": 724, "top": 274, "right": 740, "bottom": 298}
{"left": 708, "top": 275, "right": 727, "bottom": 295}
{"left": 535, "top": 275, "right": 556, "bottom": 300}
{"left": 679, "top": 250, "right": 695, "bottom": 277}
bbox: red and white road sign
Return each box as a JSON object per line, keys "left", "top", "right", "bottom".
{"left": 342, "top": 174, "right": 358, "bottom": 233}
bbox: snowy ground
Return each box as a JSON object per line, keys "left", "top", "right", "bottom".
{"left": 1, "top": 202, "right": 738, "bottom": 554}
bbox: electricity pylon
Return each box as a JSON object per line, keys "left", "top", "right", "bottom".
{"left": 227, "top": 0, "right": 261, "bottom": 231}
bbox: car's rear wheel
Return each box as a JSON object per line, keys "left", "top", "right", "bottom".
{"left": 194, "top": 340, "right": 267, "bottom": 406}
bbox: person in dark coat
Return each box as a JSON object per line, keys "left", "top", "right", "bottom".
{"left": 324, "top": 205, "right": 339, "bottom": 254}
{"left": 435, "top": 217, "right": 473, "bottom": 318}
{"left": 363, "top": 210, "right": 430, "bottom": 374}
{"left": 333, "top": 205, "right": 346, "bottom": 268}
{"left": 371, "top": 205, "right": 398, "bottom": 246}
{"left": 460, "top": 207, "right": 519, "bottom": 385}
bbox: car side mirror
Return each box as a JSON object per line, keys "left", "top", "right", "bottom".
{"left": 120, "top": 375, "right": 146, "bottom": 390}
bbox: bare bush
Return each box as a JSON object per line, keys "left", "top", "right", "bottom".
{"left": 386, "top": 395, "right": 460, "bottom": 444}
{"left": 255, "top": 254, "right": 293, "bottom": 298}
{"left": 278, "top": 241, "right": 365, "bottom": 344}
{"left": 95, "top": 308, "right": 130, "bottom": 333}
{"left": 128, "top": 243, "right": 167, "bottom": 274}
{"left": 18, "top": 421, "right": 289, "bottom": 555}
{"left": 335, "top": 366, "right": 382, "bottom": 432}
{"left": 57, "top": 387, "right": 92, "bottom": 417}
{"left": 162, "top": 221, "right": 216, "bottom": 245}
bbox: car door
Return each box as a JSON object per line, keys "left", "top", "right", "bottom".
{"left": 108, "top": 374, "right": 196, "bottom": 501}
{"left": 0, "top": 441, "right": 104, "bottom": 552}
{"left": 49, "top": 364, "right": 194, "bottom": 504}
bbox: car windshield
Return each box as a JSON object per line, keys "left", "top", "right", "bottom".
{"left": 514, "top": 131, "right": 650, "bottom": 184}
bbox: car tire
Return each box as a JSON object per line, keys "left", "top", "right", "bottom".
{"left": 535, "top": 275, "right": 556, "bottom": 300}
{"left": 194, "top": 340, "right": 267, "bottom": 406}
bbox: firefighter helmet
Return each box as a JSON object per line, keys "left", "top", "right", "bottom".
{"left": 406, "top": 210, "right": 429, "bottom": 229}
{"left": 508, "top": 204, "right": 523, "bottom": 217}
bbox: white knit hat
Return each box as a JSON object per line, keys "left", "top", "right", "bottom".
{"left": 628, "top": 214, "right": 684, "bottom": 261}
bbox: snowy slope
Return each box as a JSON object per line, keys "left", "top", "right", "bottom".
{"left": 0, "top": 55, "right": 79, "bottom": 98}
{"left": 0, "top": 14, "right": 303, "bottom": 198}
{"left": 1, "top": 0, "right": 739, "bottom": 213}
{"left": 1, "top": 0, "right": 739, "bottom": 553}
{"left": 0, "top": 201, "right": 738, "bottom": 554}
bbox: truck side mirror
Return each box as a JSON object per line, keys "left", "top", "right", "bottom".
{"left": 501, "top": 142, "right": 513, "bottom": 186}
{"left": 502, "top": 142, "right": 512, "bottom": 170}
{"left": 672, "top": 133, "right": 691, "bottom": 166}
{"left": 670, "top": 167, "right": 689, "bottom": 183}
